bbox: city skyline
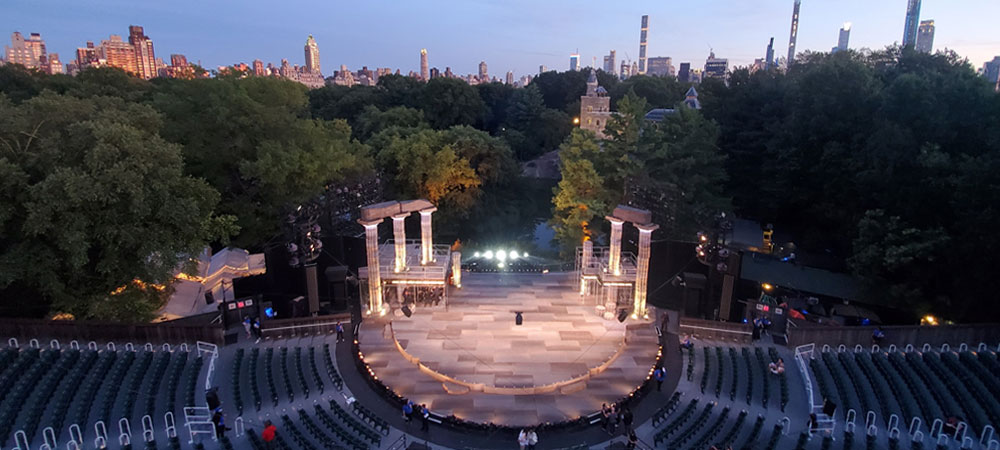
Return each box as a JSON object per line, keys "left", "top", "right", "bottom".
{"left": 5, "top": 0, "right": 1000, "bottom": 78}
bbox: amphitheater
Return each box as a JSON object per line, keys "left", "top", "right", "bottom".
{"left": 1, "top": 295, "right": 999, "bottom": 450}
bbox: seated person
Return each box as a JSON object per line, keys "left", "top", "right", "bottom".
{"left": 769, "top": 357, "right": 785, "bottom": 375}
{"left": 680, "top": 335, "right": 693, "bottom": 349}
{"left": 872, "top": 328, "right": 885, "bottom": 345}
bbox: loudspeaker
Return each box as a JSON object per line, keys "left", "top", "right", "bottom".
{"left": 618, "top": 309, "right": 629, "bottom": 323}
{"left": 204, "top": 290, "right": 215, "bottom": 304}
{"left": 401, "top": 305, "right": 412, "bottom": 318}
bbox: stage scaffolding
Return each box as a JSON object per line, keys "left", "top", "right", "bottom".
{"left": 575, "top": 206, "right": 659, "bottom": 321}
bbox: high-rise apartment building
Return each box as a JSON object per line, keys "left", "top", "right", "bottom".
{"left": 478, "top": 61, "right": 488, "bottom": 81}
{"left": 304, "top": 35, "right": 320, "bottom": 74}
{"left": 603, "top": 50, "right": 616, "bottom": 74}
{"left": 47, "top": 53, "right": 63, "bottom": 74}
{"left": 539, "top": 65, "right": 547, "bottom": 74}
{"left": 787, "top": 0, "right": 801, "bottom": 65}
{"left": 836, "top": 23, "right": 851, "bottom": 53}
{"left": 100, "top": 35, "right": 138, "bottom": 75}
{"left": 638, "top": 15, "right": 649, "bottom": 74}
{"left": 704, "top": 51, "right": 728, "bottom": 79}
{"left": 916, "top": 20, "right": 935, "bottom": 53}
{"left": 570, "top": 53, "right": 580, "bottom": 71}
{"left": 5, "top": 32, "right": 46, "bottom": 70}
{"left": 420, "top": 49, "right": 428, "bottom": 81}
{"left": 620, "top": 60, "right": 631, "bottom": 79}
{"left": 903, "top": 0, "right": 922, "bottom": 48}
{"left": 982, "top": 57, "right": 1000, "bottom": 91}
{"left": 76, "top": 41, "right": 99, "bottom": 69}
{"left": 678, "top": 62, "right": 691, "bottom": 82}
{"left": 646, "top": 57, "right": 674, "bottom": 77}
{"left": 505, "top": 71, "right": 514, "bottom": 85}
{"left": 765, "top": 38, "right": 775, "bottom": 70}
{"left": 252, "top": 59, "right": 264, "bottom": 76}
{"left": 128, "top": 26, "right": 156, "bottom": 79}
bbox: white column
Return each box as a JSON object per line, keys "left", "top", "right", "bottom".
{"left": 420, "top": 207, "right": 437, "bottom": 265}
{"left": 360, "top": 220, "right": 383, "bottom": 315}
{"left": 607, "top": 216, "right": 624, "bottom": 276}
{"left": 451, "top": 251, "right": 462, "bottom": 288}
{"left": 392, "top": 213, "right": 408, "bottom": 272}
{"left": 633, "top": 223, "right": 659, "bottom": 319}
{"left": 580, "top": 239, "right": 593, "bottom": 295}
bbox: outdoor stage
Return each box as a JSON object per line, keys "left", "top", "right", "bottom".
{"left": 357, "top": 271, "right": 662, "bottom": 426}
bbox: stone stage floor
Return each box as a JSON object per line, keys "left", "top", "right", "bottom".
{"left": 358, "top": 272, "right": 660, "bottom": 426}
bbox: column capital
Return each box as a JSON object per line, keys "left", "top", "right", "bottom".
{"left": 605, "top": 216, "right": 625, "bottom": 225}
{"left": 358, "top": 218, "right": 382, "bottom": 228}
{"left": 391, "top": 213, "right": 410, "bottom": 220}
{"left": 634, "top": 223, "right": 660, "bottom": 233}
{"left": 419, "top": 207, "right": 438, "bottom": 215}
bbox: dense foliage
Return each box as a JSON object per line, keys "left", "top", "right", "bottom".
{"left": 1, "top": 44, "right": 998, "bottom": 323}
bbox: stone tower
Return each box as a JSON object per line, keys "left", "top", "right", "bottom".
{"left": 579, "top": 70, "right": 612, "bottom": 138}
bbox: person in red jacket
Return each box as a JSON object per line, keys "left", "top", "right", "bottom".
{"left": 261, "top": 420, "right": 277, "bottom": 449}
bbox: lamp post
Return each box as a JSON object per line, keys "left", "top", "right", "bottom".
{"left": 287, "top": 204, "right": 323, "bottom": 316}
{"left": 696, "top": 212, "right": 735, "bottom": 320}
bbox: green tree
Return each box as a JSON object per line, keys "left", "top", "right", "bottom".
{"left": 374, "top": 128, "right": 482, "bottom": 213}
{"left": 151, "top": 76, "right": 370, "bottom": 248}
{"left": 0, "top": 93, "right": 235, "bottom": 321}
{"left": 550, "top": 129, "right": 613, "bottom": 256}
{"left": 354, "top": 105, "right": 427, "bottom": 141}
{"left": 419, "top": 77, "right": 485, "bottom": 129}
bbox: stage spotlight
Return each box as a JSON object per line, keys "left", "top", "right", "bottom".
{"left": 474, "top": 252, "right": 481, "bottom": 258}
{"left": 401, "top": 305, "right": 412, "bottom": 317}
{"left": 496, "top": 250, "right": 507, "bottom": 262}
{"left": 498, "top": 262, "right": 505, "bottom": 268}
{"left": 510, "top": 251, "right": 519, "bottom": 259}
{"left": 617, "top": 309, "right": 629, "bottom": 323}
{"left": 523, "top": 252, "right": 529, "bottom": 258}
{"left": 484, "top": 250, "right": 494, "bottom": 259}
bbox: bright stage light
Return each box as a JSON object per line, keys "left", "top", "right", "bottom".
{"left": 498, "top": 262, "right": 505, "bottom": 268}
{"left": 496, "top": 250, "right": 507, "bottom": 262}
{"left": 484, "top": 250, "right": 494, "bottom": 259}
{"left": 510, "top": 251, "right": 519, "bottom": 259}
{"left": 474, "top": 251, "right": 481, "bottom": 258}
{"left": 523, "top": 252, "right": 529, "bottom": 258}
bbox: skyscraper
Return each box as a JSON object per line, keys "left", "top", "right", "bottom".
{"left": 765, "top": 38, "right": 775, "bottom": 70}
{"left": 836, "top": 23, "right": 851, "bottom": 53}
{"left": 916, "top": 20, "right": 935, "bottom": 53}
{"left": 787, "top": 0, "right": 802, "bottom": 65}
{"left": 603, "top": 50, "right": 616, "bottom": 73}
{"left": 478, "top": 61, "right": 488, "bottom": 81}
{"left": 704, "top": 51, "right": 728, "bottom": 79}
{"left": 100, "top": 35, "right": 138, "bottom": 75}
{"left": 638, "top": 15, "right": 649, "bottom": 74}
{"left": 570, "top": 53, "right": 580, "bottom": 71}
{"left": 983, "top": 57, "right": 1000, "bottom": 91}
{"left": 646, "top": 57, "right": 674, "bottom": 77}
{"left": 678, "top": 62, "right": 691, "bottom": 82}
{"left": 903, "top": 0, "right": 922, "bottom": 48}
{"left": 505, "top": 71, "right": 514, "bottom": 85}
{"left": 539, "top": 65, "right": 547, "bottom": 74}
{"left": 420, "top": 49, "right": 428, "bottom": 81}
{"left": 5, "top": 32, "right": 44, "bottom": 70}
{"left": 76, "top": 41, "right": 98, "bottom": 69}
{"left": 304, "top": 35, "right": 320, "bottom": 74}
{"left": 252, "top": 59, "right": 264, "bottom": 76}
{"left": 128, "top": 26, "right": 156, "bottom": 79}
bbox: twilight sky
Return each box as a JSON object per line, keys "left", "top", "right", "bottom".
{"left": 5, "top": 0, "right": 1000, "bottom": 77}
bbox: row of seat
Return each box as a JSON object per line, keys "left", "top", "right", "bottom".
{"left": 0, "top": 345, "right": 201, "bottom": 450}
{"left": 311, "top": 404, "right": 370, "bottom": 450}
{"left": 231, "top": 348, "right": 245, "bottom": 415}
{"left": 263, "top": 348, "right": 279, "bottom": 407}
{"left": 653, "top": 398, "right": 699, "bottom": 445}
{"left": 307, "top": 347, "right": 326, "bottom": 396}
{"left": 349, "top": 399, "right": 389, "bottom": 435}
{"left": 650, "top": 392, "right": 683, "bottom": 427}
{"left": 248, "top": 348, "right": 262, "bottom": 411}
{"left": 292, "top": 348, "right": 310, "bottom": 400}
{"left": 326, "top": 400, "right": 381, "bottom": 444}
{"left": 693, "top": 345, "right": 779, "bottom": 410}
{"left": 322, "top": 344, "right": 344, "bottom": 390}
{"left": 814, "top": 347, "right": 1000, "bottom": 438}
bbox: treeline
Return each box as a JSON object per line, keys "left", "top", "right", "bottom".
{"left": 0, "top": 66, "right": 587, "bottom": 321}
